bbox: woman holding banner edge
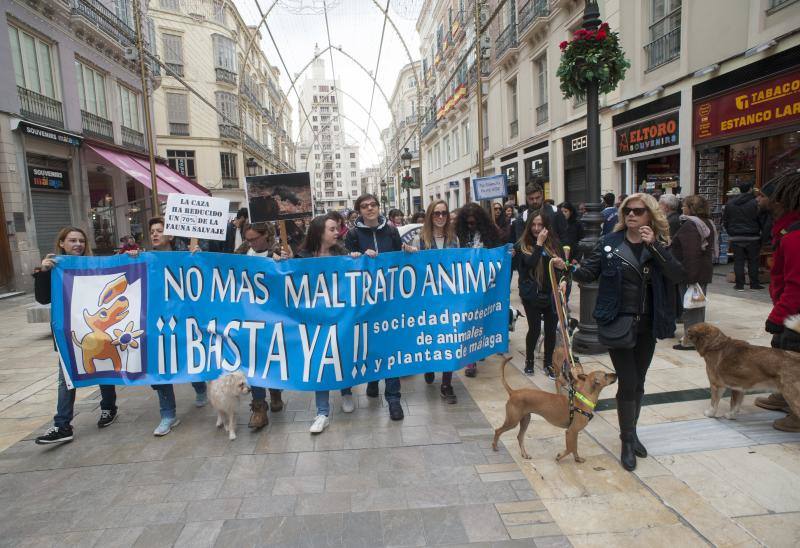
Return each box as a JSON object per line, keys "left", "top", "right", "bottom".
{"left": 297, "top": 214, "right": 358, "bottom": 433}
{"left": 345, "top": 193, "right": 413, "bottom": 421}
{"left": 412, "top": 199, "right": 460, "bottom": 404}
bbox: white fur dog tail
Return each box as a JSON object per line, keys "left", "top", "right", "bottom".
{"left": 785, "top": 315, "right": 800, "bottom": 334}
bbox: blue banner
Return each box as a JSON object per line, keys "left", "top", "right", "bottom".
{"left": 51, "top": 247, "right": 511, "bottom": 390}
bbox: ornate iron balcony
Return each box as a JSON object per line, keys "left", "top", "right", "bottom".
{"left": 215, "top": 68, "right": 237, "bottom": 85}
{"left": 81, "top": 110, "right": 113, "bottom": 141}
{"left": 645, "top": 27, "right": 681, "bottom": 71}
{"left": 121, "top": 126, "right": 145, "bottom": 150}
{"left": 18, "top": 87, "right": 64, "bottom": 128}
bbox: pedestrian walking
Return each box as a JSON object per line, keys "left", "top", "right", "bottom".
{"left": 558, "top": 201, "right": 584, "bottom": 251}
{"left": 211, "top": 207, "right": 248, "bottom": 253}
{"left": 412, "top": 200, "right": 459, "bottom": 403}
{"left": 516, "top": 210, "right": 567, "bottom": 378}
{"left": 723, "top": 183, "right": 764, "bottom": 290}
{"left": 601, "top": 193, "right": 617, "bottom": 235}
{"left": 514, "top": 181, "right": 567, "bottom": 242}
{"left": 658, "top": 194, "right": 681, "bottom": 238}
{"left": 296, "top": 214, "right": 357, "bottom": 434}
{"left": 34, "top": 227, "right": 119, "bottom": 445}
{"left": 456, "top": 202, "right": 502, "bottom": 378}
{"left": 572, "top": 193, "right": 685, "bottom": 471}
{"left": 671, "top": 195, "right": 717, "bottom": 350}
{"left": 493, "top": 201, "right": 512, "bottom": 243}
{"left": 237, "top": 222, "right": 289, "bottom": 429}
{"left": 756, "top": 175, "right": 800, "bottom": 432}
{"left": 345, "top": 193, "right": 407, "bottom": 421}
{"left": 146, "top": 217, "right": 209, "bottom": 436}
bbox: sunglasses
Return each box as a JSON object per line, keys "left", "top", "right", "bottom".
{"left": 360, "top": 202, "right": 379, "bottom": 210}
{"left": 432, "top": 211, "right": 448, "bottom": 218}
{"left": 622, "top": 207, "right": 648, "bottom": 217}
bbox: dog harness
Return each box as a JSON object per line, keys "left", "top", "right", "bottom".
{"left": 568, "top": 386, "right": 595, "bottom": 425}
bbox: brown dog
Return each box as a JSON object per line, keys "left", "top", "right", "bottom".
{"left": 71, "top": 275, "right": 130, "bottom": 374}
{"left": 492, "top": 357, "right": 617, "bottom": 462}
{"left": 552, "top": 345, "right": 585, "bottom": 395}
{"left": 687, "top": 323, "right": 800, "bottom": 419}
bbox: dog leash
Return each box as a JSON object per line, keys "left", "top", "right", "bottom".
{"left": 567, "top": 385, "right": 595, "bottom": 425}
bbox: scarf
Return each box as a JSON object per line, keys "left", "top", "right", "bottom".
{"left": 680, "top": 215, "right": 719, "bottom": 261}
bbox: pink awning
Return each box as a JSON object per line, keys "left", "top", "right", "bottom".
{"left": 87, "top": 144, "right": 181, "bottom": 196}
{"left": 132, "top": 157, "right": 209, "bottom": 197}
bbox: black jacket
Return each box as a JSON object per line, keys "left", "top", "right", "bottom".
{"left": 667, "top": 212, "right": 681, "bottom": 238}
{"left": 723, "top": 193, "right": 760, "bottom": 239}
{"left": 573, "top": 232, "right": 685, "bottom": 339}
{"left": 33, "top": 268, "right": 51, "bottom": 305}
{"left": 515, "top": 243, "right": 564, "bottom": 306}
{"left": 561, "top": 220, "right": 584, "bottom": 252}
{"left": 344, "top": 216, "right": 402, "bottom": 253}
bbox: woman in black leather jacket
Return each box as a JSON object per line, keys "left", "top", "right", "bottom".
{"left": 572, "top": 193, "right": 684, "bottom": 471}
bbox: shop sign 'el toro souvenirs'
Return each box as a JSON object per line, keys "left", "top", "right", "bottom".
{"left": 694, "top": 68, "right": 800, "bottom": 144}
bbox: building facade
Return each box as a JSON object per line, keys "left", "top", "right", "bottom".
{"left": 381, "top": 61, "right": 422, "bottom": 213}
{"left": 295, "top": 48, "right": 361, "bottom": 213}
{"left": 0, "top": 0, "right": 167, "bottom": 292}
{"left": 360, "top": 165, "right": 381, "bottom": 198}
{"left": 418, "top": 0, "right": 800, "bottom": 222}
{"left": 149, "top": 0, "right": 294, "bottom": 213}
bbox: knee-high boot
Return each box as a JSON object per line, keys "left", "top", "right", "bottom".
{"left": 633, "top": 393, "right": 647, "bottom": 458}
{"left": 617, "top": 399, "right": 637, "bottom": 471}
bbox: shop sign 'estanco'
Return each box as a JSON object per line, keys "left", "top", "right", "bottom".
{"left": 694, "top": 68, "right": 800, "bottom": 144}
{"left": 616, "top": 111, "right": 679, "bottom": 157}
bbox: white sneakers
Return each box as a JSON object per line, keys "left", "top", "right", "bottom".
{"left": 309, "top": 414, "right": 330, "bottom": 434}
{"left": 341, "top": 394, "right": 355, "bottom": 413}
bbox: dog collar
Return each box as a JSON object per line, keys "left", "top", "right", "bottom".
{"left": 573, "top": 391, "right": 596, "bottom": 410}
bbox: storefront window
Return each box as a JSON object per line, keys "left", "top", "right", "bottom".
{"left": 635, "top": 153, "right": 679, "bottom": 195}
{"left": 725, "top": 140, "right": 758, "bottom": 195}
{"left": 764, "top": 130, "right": 800, "bottom": 182}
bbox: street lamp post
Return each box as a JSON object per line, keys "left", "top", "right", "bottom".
{"left": 572, "top": 0, "right": 606, "bottom": 355}
{"left": 400, "top": 147, "right": 413, "bottom": 215}
{"left": 246, "top": 157, "right": 258, "bottom": 178}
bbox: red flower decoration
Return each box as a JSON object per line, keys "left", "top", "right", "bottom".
{"left": 597, "top": 30, "right": 607, "bottom": 41}
{"left": 559, "top": 40, "right": 568, "bottom": 50}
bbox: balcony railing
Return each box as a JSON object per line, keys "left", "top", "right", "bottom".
{"left": 242, "top": 85, "right": 261, "bottom": 108}
{"left": 81, "top": 110, "right": 113, "bottom": 141}
{"left": 495, "top": 22, "right": 518, "bottom": 60}
{"left": 69, "top": 0, "right": 135, "bottom": 48}
{"left": 518, "top": 0, "right": 550, "bottom": 33}
{"left": 121, "top": 126, "right": 145, "bottom": 149}
{"left": 221, "top": 177, "right": 239, "bottom": 189}
{"left": 215, "top": 67, "right": 237, "bottom": 85}
{"left": 421, "top": 116, "right": 437, "bottom": 138}
{"left": 644, "top": 27, "right": 681, "bottom": 71}
{"left": 169, "top": 122, "right": 189, "bottom": 136}
{"left": 18, "top": 87, "right": 64, "bottom": 128}
{"left": 218, "top": 124, "right": 240, "bottom": 139}
{"left": 245, "top": 134, "right": 271, "bottom": 160}
{"left": 165, "top": 63, "right": 184, "bottom": 77}
{"left": 536, "top": 103, "right": 548, "bottom": 125}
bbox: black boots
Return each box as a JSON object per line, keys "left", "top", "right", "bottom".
{"left": 617, "top": 399, "right": 638, "bottom": 471}
{"left": 633, "top": 394, "right": 647, "bottom": 458}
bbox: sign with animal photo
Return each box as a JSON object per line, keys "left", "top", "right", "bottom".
{"left": 50, "top": 247, "right": 511, "bottom": 390}
{"left": 163, "top": 193, "right": 230, "bottom": 241}
{"left": 246, "top": 172, "right": 313, "bottom": 222}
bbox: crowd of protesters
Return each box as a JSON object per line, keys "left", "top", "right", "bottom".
{"left": 31, "top": 171, "right": 800, "bottom": 473}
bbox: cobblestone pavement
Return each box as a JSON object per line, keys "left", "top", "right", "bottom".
{"left": 0, "top": 282, "right": 799, "bottom": 547}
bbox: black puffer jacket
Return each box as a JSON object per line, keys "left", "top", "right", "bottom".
{"left": 723, "top": 193, "right": 760, "bottom": 239}
{"left": 573, "top": 231, "right": 685, "bottom": 339}
{"left": 344, "top": 216, "right": 402, "bottom": 253}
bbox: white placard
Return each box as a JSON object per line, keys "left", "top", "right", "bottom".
{"left": 472, "top": 174, "right": 508, "bottom": 201}
{"left": 163, "top": 193, "right": 229, "bottom": 241}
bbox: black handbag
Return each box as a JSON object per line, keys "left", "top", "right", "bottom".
{"left": 598, "top": 314, "right": 638, "bottom": 349}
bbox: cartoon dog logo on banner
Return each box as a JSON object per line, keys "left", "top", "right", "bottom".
{"left": 71, "top": 274, "right": 143, "bottom": 374}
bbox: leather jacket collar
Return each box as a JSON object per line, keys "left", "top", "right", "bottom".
{"left": 605, "top": 232, "right": 651, "bottom": 275}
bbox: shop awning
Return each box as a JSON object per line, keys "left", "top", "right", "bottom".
{"left": 86, "top": 144, "right": 208, "bottom": 197}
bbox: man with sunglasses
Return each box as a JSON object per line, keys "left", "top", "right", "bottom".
{"left": 344, "top": 193, "right": 407, "bottom": 421}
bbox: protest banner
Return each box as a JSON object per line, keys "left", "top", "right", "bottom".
{"left": 246, "top": 172, "right": 313, "bottom": 223}
{"left": 51, "top": 247, "right": 512, "bottom": 390}
{"left": 471, "top": 174, "right": 508, "bottom": 201}
{"left": 163, "top": 193, "right": 230, "bottom": 241}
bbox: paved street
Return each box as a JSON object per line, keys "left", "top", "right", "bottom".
{"left": 0, "top": 275, "right": 799, "bottom": 547}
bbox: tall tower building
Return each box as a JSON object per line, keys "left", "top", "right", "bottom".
{"left": 296, "top": 46, "right": 361, "bottom": 213}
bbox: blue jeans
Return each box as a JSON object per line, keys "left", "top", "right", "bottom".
{"left": 251, "top": 387, "right": 282, "bottom": 402}
{"left": 367, "top": 378, "right": 401, "bottom": 403}
{"left": 151, "top": 382, "right": 206, "bottom": 419}
{"left": 315, "top": 388, "right": 352, "bottom": 416}
{"left": 54, "top": 366, "right": 116, "bottom": 428}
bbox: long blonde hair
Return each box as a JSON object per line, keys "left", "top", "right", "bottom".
{"left": 421, "top": 200, "right": 457, "bottom": 249}
{"left": 613, "top": 193, "right": 671, "bottom": 245}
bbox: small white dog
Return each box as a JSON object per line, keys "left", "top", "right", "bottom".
{"left": 209, "top": 371, "right": 251, "bottom": 440}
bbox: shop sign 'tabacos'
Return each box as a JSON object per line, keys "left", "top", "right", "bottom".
{"left": 694, "top": 68, "right": 800, "bottom": 144}
{"left": 616, "top": 111, "right": 679, "bottom": 157}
